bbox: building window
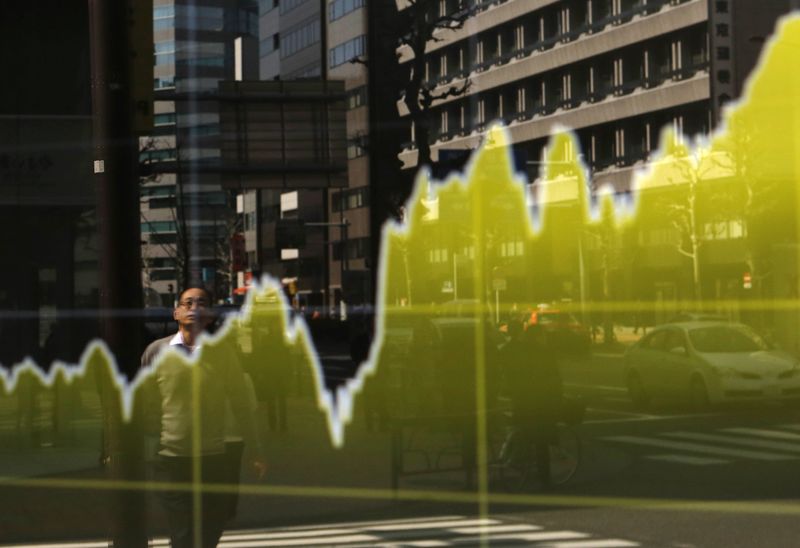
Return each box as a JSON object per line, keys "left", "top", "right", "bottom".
{"left": 280, "top": 0, "right": 308, "bottom": 15}
{"left": 150, "top": 269, "right": 177, "bottom": 281}
{"left": 140, "top": 148, "right": 177, "bottom": 163}
{"left": 154, "top": 40, "right": 175, "bottom": 66}
{"left": 716, "top": 24, "right": 729, "bottom": 37}
{"left": 154, "top": 113, "right": 176, "bottom": 126}
{"left": 259, "top": 0, "right": 278, "bottom": 15}
{"left": 153, "top": 5, "right": 175, "bottom": 19}
{"left": 640, "top": 228, "right": 680, "bottom": 246}
{"left": 153, "top": 5, "right": 175, "bottom": 31}
{"left": 175, "top": 5, "right": 225, "bottom": 32}
{"left": 146, "top": 258, "right": 176, "bottom": 269}
{"left": 176, "top": 41, "right": 225, "bottom": 67}
{"left": 427, "top": 248, "right": 449, "bottom": 264}
{"left": 150, "top": 233, "right": 178, "bottom": 245}
{"left": 153, "top": 5, "right": 174, "bottom": 31}
{"left": 347, "top": 85, "right": 368, "bottom": 109}
{"left": 347, "top": 135, "right": 368, "bottom": 159}
{"left": 281, "top": 17, "right": 320, "bottom": 59}
{"left": 332, "top": 187, "right": 369, "bottom": 212}
{"left": 717, "top": 47, "right": 730, "bottom": 60}
{"left": 717, "top": 69, "right": 730, "bottom": 84}
{"left": 148, "top": 197, "right": 176, "bottom": 209}
{"left": 715, "top": 1, "right": 729, "bottom": 14}
{"left": 500, "top": 240, "right": 524, "bottom": 257}
{"left": 141, "top": 185, "right": 175, "bottom": 198}
{"left": 704, "top": 219, "right": 746, "bottom": 240}
{"left": 329, "top": 0, "right": 364, "bottom": 22}
{"left": 141, "top": 221, "right": 177, "bottom": 233}
{"left": 260, "top": 34, "right": 280, "bottom": 56}
{"left": 154, "top": 77, "right": 175, "bottom": 89}
{"left": 329, "top": 35, "right": 366, "bottom": 68}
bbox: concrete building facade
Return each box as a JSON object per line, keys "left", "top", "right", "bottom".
{"left": 397, "top": 0, "right": 790, "bottom": 190}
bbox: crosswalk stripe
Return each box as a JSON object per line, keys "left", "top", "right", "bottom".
{"left": 394, "top": 542, "right": 449, "bottom": 547}
{"left": 256, "top": 514, "right": 466, "bottom": 532}
{"left": 369, "top": 518, "right": 498, "bottom": 531}
{"left": 645, "top": 454, "right": 729, "bottom": 465}
{"left": 443, "top": 531, "right": 590, "bottom": 546}
{"left": 219, "top": 533, "right": 379, "bottom": 547}
{"left": 494, "top": 531, "right": 590, "bottom": 542}
{"left": 663, "top": 431, "right": 800, "bottom": 454}
{"left": 4, "top": 520, "right": 642, "bottom": 548}
{"left": 603, "top": 435, "right": 794, "bottom": 460}
{"left": 450, "top": 524, "right": 542, "bottom": 534}
{"left": 721, "top": 427, "right": 800, "bottom": 441}
{"left": 545, "top": 540, "right": 640, "bottom": 548}
{"left": 8, "top": 540, "right": 108, "bottom": 548}
{"left": 221, "top": 528, "right": 356, "bottom": 541}
{"left": 352, "top": 541, "right": 451, "bottom": 548}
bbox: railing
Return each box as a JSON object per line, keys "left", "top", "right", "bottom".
{"left": 421, "top": 0, "right": 694, "bottom": 89}
{"left": 446, "top": 0, "right": 509, "bottom": 21}
{"left": 589, "top": 0, "right": 674, "bottom": 33}
{"left": 645, "top": 61, "right": 709, "bottom": 87}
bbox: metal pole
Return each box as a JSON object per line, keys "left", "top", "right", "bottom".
{"left": 88, "top": 0, "right": 145, "bottom": 545}
{"left": 453, "top": 252, "right": 458, "bottom": 300}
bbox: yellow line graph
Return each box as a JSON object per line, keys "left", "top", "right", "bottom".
{"left": 2, "top": 12, "right": 800, "bottom": 530}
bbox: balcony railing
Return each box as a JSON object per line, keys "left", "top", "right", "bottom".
{"left": 420, "top": 61, "right": 709, "bottom": 149}
{"left": 589, "top": 0, "right": 674, "bottom": 34}
{"left": 421, "top": 0, "right": 694, "bottom": 89}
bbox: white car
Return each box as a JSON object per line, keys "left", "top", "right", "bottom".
{"left": 624, "top": 321, "right": 800, "bottom": 408}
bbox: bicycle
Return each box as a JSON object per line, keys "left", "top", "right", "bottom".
{"left": 489, "top": 397, "right": 584, "bottom": 491}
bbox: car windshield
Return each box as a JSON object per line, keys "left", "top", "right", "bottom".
{"left": 688, "top": 326, "right": 770, "bottom": 353}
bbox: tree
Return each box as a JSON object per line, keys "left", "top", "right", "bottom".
{"left": 711, "top": 115, "right": 782, "bottom": 325}
{"left": 656, "top": 133, "right": 724, "bottom": 304}
{"left": 139, "top": 136, "right": 238, "bottom": 299}
{"left": 397, "top": 0, "right": 471, "bottom": 170}
{"left": 364, "top": 0, "right": 472, "bottom": 220}
{"left": 365, "top": 0, "right": 474, "bottom": 303}
{"left": 586, "top": 191, "right": 621, "bottom": 344}
{"left": 139, "top": 136, "right": 190, "bottom": 291}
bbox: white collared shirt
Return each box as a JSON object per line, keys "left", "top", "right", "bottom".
{"left": 169, "top": 331, "right": 202, "bottom": 353}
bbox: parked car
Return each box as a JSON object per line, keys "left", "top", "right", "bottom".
{"left": 624, "top": 321, "right": 800, "bottom": 408}
{"left": 527, "top": 308, "right": 591, "bottom": 355}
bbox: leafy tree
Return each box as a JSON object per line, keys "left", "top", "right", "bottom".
{"left": 396, "top": 0, "right": 471, "bottom": 170}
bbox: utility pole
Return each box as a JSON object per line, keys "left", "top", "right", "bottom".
{"left": 88, "top": 0, "right": 147, "bottom": 544}
{"left": 319, "top": 0, "right": 332, "bottom": 311}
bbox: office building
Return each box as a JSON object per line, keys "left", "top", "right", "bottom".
{"left": 398, "top": 0, "right": 790, "bottom": 188}
{"left": 241, "top": 0, "right": 368, "bottom": 311}
{"left": 141, "top": 0, "right": 259, "bottom": 304}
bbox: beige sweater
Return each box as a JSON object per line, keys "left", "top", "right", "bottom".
{"left": 141, "top": 334, "right": 262, "bottom": 459}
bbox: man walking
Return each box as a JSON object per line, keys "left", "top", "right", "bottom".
{"left": 141, "top": 287, "right": 266, "bottom": 547}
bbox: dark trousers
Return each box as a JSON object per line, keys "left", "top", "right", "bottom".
{"left": 156, "top": 453, "right": 229, "bottom": 548}
{"left": 223, "top": 441, "right": 245, "bottom": 522}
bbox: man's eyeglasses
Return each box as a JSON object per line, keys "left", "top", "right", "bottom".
{"left": 178, "top": 298, "right": 209, "bottom": 309}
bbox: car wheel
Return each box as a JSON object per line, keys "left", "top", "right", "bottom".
{"left": 627, "top": 372, "right": 649, "bottom": 409}
{"left": 690, "top": 376, "right": 710, "bottom": 411}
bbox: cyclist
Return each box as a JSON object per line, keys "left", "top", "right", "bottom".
{"left": 500, "top": 321, "right": 564, "bottom": 489}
